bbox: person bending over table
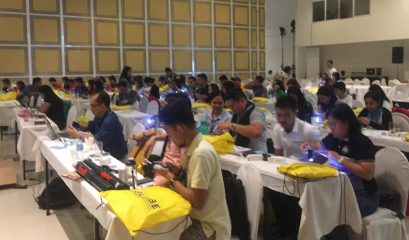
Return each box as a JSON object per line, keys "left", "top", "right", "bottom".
{"left": 117, "top": 81, "right": 140, "bottom": 106}
{"left": 49, "top": 78, "right": 61, "bottom": 90}
{"left": 243, "top": 76, "right": 268, "bottom": 98}
{"left": 24, "top": 77, "right": 42, "bottom": 98}
{"left": 202, "top": 91, "right": 232, "bottom": 135}
{"left": 217, "top": 88, "right": 268, "bottom": 152}
{"left": 2, "top": 78, "right": 17, "bottom": 92}
{"left": 317, "top": 86, "right": 342, "bottom": 120}
{"left": 358, "top": 90, "right": 392, "bottom": 131}
{"left": 74, "top": 77, "right": 89, "bottom": 98}
{"left": 67, "top": 92, "right": 127, "bottom": 161}
{"left": 144, "top": 77, "right": 159, "bottom": 99}
{"left": 287, "top": 87, "right": 314, "bottom": 124}
{"left": 153, "top": 100, "right": 231, "bottom": 240}
{"left": 333, "top": 81, "right": 353, "bottom": 108}
{"left": 195, "top": 74, "right": 210, "bottom": 103}
{"left": 301, "top": 103, "right": 379, "bottom": 218}
{"left": 38, "top": 85, "right": 66, "bottom": 130}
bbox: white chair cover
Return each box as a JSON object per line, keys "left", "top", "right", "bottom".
{"left": 133, "top": 100, "right": 140, "bottom": 111}
{"left": 236, "top": 163, "right": 262, "bottom": 240}
{"left": 146, "top": 100, "right": 159, "bottom": 116}
{"left": 392, "top": 113, "right": 409, "bottom": 131}
{"left": 349, "top": 86, "right": 356, "bottom": 95}
{"left": 305, "top": 95, "right": 317, "bottom": 108}
{"left": 344, "top": 79, "right": 354, "bottom": 85}
{"left": 71, "top": 101, "right": 81, "bottom": 117}
{"left": 387, "top": 86, "right": 396, "bottom": 102}
{"left": 111, "top": 93, "right": 117, "bottom": 104}
{"left": 139, "top": 96, "right": 149, "bottom": 113}
{"left": 353, "top": 81, "right": 361, "bottom": 85}
{"left": 345, "top": 78, "right": 353, "bottom": 82}
{"left": 36, "top": 95, "right": 43, "bottom": 107}
{"left": 352, "top": 100, "right": 364, "bottom": 109}
{"left": 29, "top": 96, "right": 35, "bottom": 107}
{"left": 389, "top": 81, "right": 396, "bottom": 87}
{"left": 381, "top": 79, "right": 387, "bottom": 86}
{"left": 195, "top": 113, "right": 203, "bottom": 127}
{"left": 66, "top": 106, "right": 77, "bottom": 130}
{"left": 361, "top": 79, "right": 370, "bottom": 86}
{"left": 383, "top": 100, "right": 392, "bottom": 111}
{"left": 372, "top": 80, "right": 381, "bottom": 85}
{"left": 150, "top": 128, "right": 166, "bottom": 156}
{"left": 85, "top": 109, "right": 94, "bottom": 121}
{"left": 126, "top": 123, "right": 145, "bottom": 154}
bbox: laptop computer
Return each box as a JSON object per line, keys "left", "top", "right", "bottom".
{"left": 393, "top": 101, "right": 409, "bottom": 109}
{"left": 45, "top": 118, "right": 71, "bottom": 140}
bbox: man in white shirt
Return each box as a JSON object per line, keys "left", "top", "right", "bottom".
{"left": 327, "top": 60, "right": 337, "bottom": 77}
{"left": 272, "top": 96, "right": 321, "bottom": 162}
{"left": 153, "top": 100, "right": 231, "bottom": 240}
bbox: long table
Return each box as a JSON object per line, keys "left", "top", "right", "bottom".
{"left": 116, "top": 110, "right": 152, "bottom": 139}
{"left": 0, "top": 100, "right": 19, "bottom": 128}
{"left": 219, "top": 154, "right": 362, "bottom": 240}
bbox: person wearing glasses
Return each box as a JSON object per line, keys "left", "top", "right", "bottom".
{"left": 67, "top": 92, "right": 127, "bottom": 161}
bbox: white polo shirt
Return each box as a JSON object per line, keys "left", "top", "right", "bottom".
{"left": 272, "top": 118, "right": 321, "bottom": 162}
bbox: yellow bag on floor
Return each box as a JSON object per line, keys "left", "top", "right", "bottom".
{"left": 278, "top": 163, "right": 338, "bottom": 179}
{"left": 203, "top": 133, "right": 234, "bottom": 154}
{"left": 0, "top": 92, "right": 17, "bottom": 101}
{"left": 99, "top": 186, "right": 192, "bottom": 236}
{"left": 252, "top": 97, "right": 270, "bottom": 102}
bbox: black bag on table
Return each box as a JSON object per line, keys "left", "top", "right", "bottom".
{"left": 37, "top": 177, "right": 77, "bottom": 210}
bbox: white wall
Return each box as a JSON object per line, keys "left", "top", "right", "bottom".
{"left": 319, "top": 40, "right": 405, "bottom": 80}
{"left": 265, "top": 0, "right": 296, "bottom": 74}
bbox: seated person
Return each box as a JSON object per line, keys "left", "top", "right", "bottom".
{"left": 369, "top": 84, "right": 392, "bottom": 110}
{"left": 244, "top": 76, "right": 268, "bottom": 98}
{"left": 74, "top": 77, "right": 89, "bottom": 98}
{"left": 158, "top": 76, "right": 168, "bottom": 88}
{"left": 268, "top": 79, "right": 286, "bottom": 101}
{"left": 317, "top": 86, "right": 342, "bottom": 119}
{"left": 187, "top": 76, "right": 197, "bottom": 97}
{"left": 273, "top": 66, "right": 292, "bottom": 89}
{"left": 272, "top": 96, "right": 320, "bottom": 161}
{"left": 2, "top": 78, "right": 17, "bottom": 92}
{"left": 358, "top": 91, "right": 392, "bottom": 130}
{"left": 144, "top": 77, "right": 159, "bottom": 99}
{"left": 38, "top": 85, "right": 66, "bottom": 130}
{"left": 94, "top": 80, "right": 104, "bottom": 94}
{"left": 68, "top": 79, "right": 76, "bottom": 92}
{"left": 87, "top": 80, "right": 96, "bottom": 95}
{"left": 153, "top": 100, "right": 231, "bottom": 240}
{"left": 219, "top": 75, "right": 228, "bottom": 92}
{"left": 24, "top": 77, "right": 42, "bottom": 98}
{"left": 109, "top": 75, "right": 117, "bottom": 88}
{"left": 232, "top": 77, "right": 247, "bottom": 95}
{"left": 16, "top": 81, "right": 26, "bottom": 102}
{"left": 134, "top": 76, "right": 145, "bottom": 95}
{"left": 218, "top": 88, "right": 268, "bottom": 152}
{"left": 287, "top": 78, "right": 305, "bottom": 96}
{"left": 202, "top": 91, "right": 232, "bottom": 135}
{"left": 334, "top": 81, "right": 352, "bottom": 108}
{"left": 301, "top": 103, "right": 379, "bottom": 217}
{"left": 67, "top": 92, "right": 127, "bottom": 161}
{"left": 168, "top": 79, "right": 180, "bottom": 94}
{"left": 222, "top": 81, "right": 234, "bottom": 94}
{"left": 49, "top": 78, "right": 61, "bottom": 90}
{"left": 62, "top": 77, "right": 70, "bottom": 91}
{"left": 179, "top": 74, "right": 189, "bottom": 91}
{"left": 117, "top": 81, "right": 140, "bottom": 106}
{"left": 287, "top": 87, "right": 314, "bottom": 124}
{"left": 195, "top": 74, "right": 210, "bottom": 103}
{"left": 208, "top": 83, "right": 219, "bottom": 95}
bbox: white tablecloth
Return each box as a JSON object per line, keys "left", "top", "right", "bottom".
{"left": 116, "top": 110, "right": 152, "bottom": 139}
{"left": 38, "top": 139, "right": 190, "bottom": 240}
{"left": 219, "top": 154, "right": 362, "bottom": 239}
{"left": 0, "top": 100, "right": 19, "bottom": 127}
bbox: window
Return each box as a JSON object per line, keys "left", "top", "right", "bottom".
{"left": 340, "top": 0, "right": 353, "bottom": 19}
{"left": 313, "top": 1, "right": 325, "bottom": 22}
{"left": 355, "top": 0, "right": 370, "bottom": 16}
{"left": 326, "top": 0, "right": 339, "bottom": 20}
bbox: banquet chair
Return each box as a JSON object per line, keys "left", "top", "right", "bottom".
{"left": 70, "top": 101, "right": 81, "bottom": 118}
{"left": 389, "top": 81, "right": 396, "bottom": 87}
{"left": 84, "top": 109, "right": 94, "bottom": 121}
{"left": 352, "top": 100, "right": 364, "bottom": 109}
{"left": 111, "top": 93, "right": 117, "bottom": 104}
{"left": 353, "top": 80, "right": 361, "bottom": 85}
{"left": 349, "top": 148, "right": 409, "bottom": 240}
{"left": 392, "top": 113, "right": 409, "bottom": 132}
{"left": 36, "top": 95, "right": 43, "bottom": 107}
{"left": 65, "top": 106, "right": 77, "bottom": 130}
{"left": 236, "top": 163, "right": 262, "bottom": 240}
{"left": 344, "top": 79, "right": 354, "bottom": 85}
{"left": 387, "top": 86, "right": 396, "bottom": 102}
{"left": 305, "top": 95, "right": 317, "bottom": 108}
{"left": 146, "top": 100, "right": 159, "bottom": 116}
{"left": 150, "top": 128, "right": 166, "bottom": 156}
{"left": 361, "top": 78, "right": 370, "bottom": 86}
{"left": 139, "top": 96, "right": 149, "bottom": 113}
{"left": 381, "top": 79, "right": 387, "bottom": 86}
{"left": 345, "top": 78, "right": 353, "bottom": 82}
{"left": 372, "top": 80, "right": 381, "bottom": 85}
{"left": 195, "top": 113, "right": 203, "bottom": 127}
{"left": 126, "top": 123, "right": 145, "bottom": 155}
{"left": 133, "top": 100, "right": 140, "bottom": 111}
{"left": 29, "top": 96, "right": 35, "bottom": 107}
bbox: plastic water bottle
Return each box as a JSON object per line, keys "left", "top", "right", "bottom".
{"left": 57, "top": 89, "right": 61, "bottom": 95}
{"left": 76, "top": 91, "right": 79, "bottom": 99}
{"left": 76, "top": 139, "right": 84, "bottom": 161}
{"left": 246, "top": 91, "right": 250, "bottom": 100}
{"left": 87, "top": 94, "right": 91, "bottom": 100}
{"left": 198, "top": 120, "right": 209, "bottom": 135}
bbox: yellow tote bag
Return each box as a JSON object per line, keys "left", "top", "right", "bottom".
{"left": 203, "top": 133, "right": 234, "bottom": 154}
{"left": 252, "top": 97, "right": 270, "bottom": 102}
{"left": 0, "top": 92, "right": 17, "bottom": 101}
{"left": 192, "top": 102, "right": 211, "bottom": 109}
{"left": 99, "top": 186, "right": 192, "bottom": 236}
{"left": 278, "top": 163, "right": 338, "bottom": 179}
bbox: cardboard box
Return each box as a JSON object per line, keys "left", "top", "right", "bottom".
{"left": 0, "top": 159, "right": 17, "bottom": 186}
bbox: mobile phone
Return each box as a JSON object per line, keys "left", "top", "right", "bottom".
{"left": 72, "top": 121, "right": 80, "bottom": 130}
{"left": 154, "top": 164, "right": 170, "bottom": 170}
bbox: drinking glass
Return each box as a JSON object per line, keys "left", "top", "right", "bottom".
{"left": 389, "top": 122, "right": 394, "bottom": 134}
{"left": 95, "top": 141, "right": 104, "bottom": 155}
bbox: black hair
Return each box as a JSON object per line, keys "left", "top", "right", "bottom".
{"left": 327, "top": 103, "right": 361, "bottom": 137}
{"left": 120, "top": 66, "right": 132, "bottom": 82}
{"left": 117, "top": 81, "right": 129, "bottom": 88}
{"left": 2, "top": 78, "right": 10, "bottom": 84}
{"left": 188, "top": 76, "right": 196, "bottom": 82}
{"left": 74, "top": 77, "right": 83, "bottom": 84}
{"left": 88, "top": 79, "right": 95, "bottom": 90}
{"left": 68, "top": 79, "right": 74, "bottom": 83}
{"left": 225, "top": 88, "right": 247, "bottom": 102}
{"left": 286, "top": 87, "right": 306, "bottom": 107}
{"left": 62, "top": 77, "right": 69, "bottom": 82}
{"left": 332, "top": 72, "right": 341, "bottom": 81}
{"left": 275, "top": 95, "right": 298, "bottom": 111}
{"left": 16, "top": 81, "right": 25, "bottom": 90}
{"left": 283, "top": 66, "right": 292, "bottom": 73}
{"left": 369, "top": 84, "right": 390, "bottom": 103}
{"left": 38, "top": 85, "right": 56, "bottom": 97}
{"left": 49, "top": 78, "right": 56, "bottom": 83}
{"left": 321, "top": 73, "right": 328, "bottom": 78}
{"left": 219, "top": 75, "right": 228, "bottom": 81}
{"left": 165, "top": 67, "right": 172, "bottom": 72}
{"left": 209, "top": 83, "right": 219, "bottom": 92}
{"left": 159, "top": 100, "right": 196, "bottom": 129}
{"left": 134, "top": 77, "right": 144, "bottom": 89}
{"left": 341, "top": 70, "right": 345, "bottom": 75}
{"left": 317, "top": 86, "right": 338, "bottom": 112}
{"left": 144, "top": 77, "right": 154, "bottom": 84}
{"left": 33, "top": 77, "right": 42, "bottom": 84}
{"left": 159, "top": 76, "right": 166, "bottom": 81}
{"left": 255, "top": 76, "right": 264, "bottom": 83}
{"left": 98, "top": 76, "right": 106, "bottom": 83}
{"left": 223, "top": 81, "right": 235, "bottom": 93}
{"left": 287, "top": 78, "right": 301, "bottom": 88}
{"left": 170, "top": 78, "right": 182, "bottom": 89}
{"left": 94, "top": 80, "right": 104, "bottom": 93}
{"left": 333, "top": 81, "right": 347, "bottom": 93}
{"left": 109, "top": 75, "right": 116, "bottom": 82}
{"left": 364, "top": 90, "right": 384, "bottom": 108}
{"left": 323, "top": 77, "right": 333, "bottom": 86}
{"left": 327, "top": 60, "right": 333, "bottom": 65}
{"left": 179, "top": 75, "right": 186, "bottom": 84}
{"left": 233, "top": 77, "right": 241, "bottom": 82}
{"left": 165, "top": 93, "right": 191, "bottom": 108}
{"left": 208, "top": 90, "right": 225, "bottom": 103}
{"left": 274, "top": 79, "right": 286, "bottom": 92}
{"left": 197, "top": 74, "right": 207, "bottom": 82}
{"left": 95, "top": 91, "right": 110, "bottom": 108}
{"left": 268, "top": 70, "right": 273, "bottom": 74}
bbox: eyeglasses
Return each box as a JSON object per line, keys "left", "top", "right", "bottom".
{"left": 328, "top": 122, "right": 340, "bottom": 128}
{"left": 90, "top": 103, "right": 102, "bottom": 108}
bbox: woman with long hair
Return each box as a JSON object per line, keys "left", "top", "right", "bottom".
{"left": 87, "top": 79, "right": 95, "bottom": 95}
{"left": 333, "top": 81, "right": 353, "bottom": 108}
{"left": 317, "top": 86, "right": 342, "bottom": 119}
{"left": 287, "top": 87, "right": 314, "bottom": 123}
{"left": 119, "top": 66, "right": 132, "bottom": 89}
{"left": 38, "top": 85, "right": 66, "bottom": 130}
{"left": 368, "top": 84, "right": 391, "bottom": 110}
{"left": 268, "top": 79, "right": 286, "bottom": 100}
{"left": 358, "top": 90, "right": 393, "bottom": 130}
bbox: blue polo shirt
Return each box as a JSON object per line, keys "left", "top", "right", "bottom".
{"left": 88, "top": 109, "right": 127, "bottom": 160}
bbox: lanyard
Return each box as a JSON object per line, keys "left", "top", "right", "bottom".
{"left": 368, "top": 108, "right": 382, "bottom": 121}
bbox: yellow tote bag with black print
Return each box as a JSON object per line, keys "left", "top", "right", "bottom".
{"left": 99, "top": 186, "right": 192, "bottom": 236}
{"left": 278, "top": 163, "right": 338, "bottom": 179}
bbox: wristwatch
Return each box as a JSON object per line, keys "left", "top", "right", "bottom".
{"left": 338, "top": 156, "right": 345, "bottom": 165}
{"left": 230, "top": 124, "right": 236, "bottom": 131}
{"left": 169, "top": 177, "right": 176, "bottom": 188}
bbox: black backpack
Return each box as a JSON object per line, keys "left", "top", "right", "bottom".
{"left": 223, "top": 171, "right": 250, "bottom": 240}
{"left": 37, "top": 177, "right": 77, "bottom": 210}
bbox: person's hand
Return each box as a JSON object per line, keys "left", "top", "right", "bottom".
{"left": 144, "top": 136, "right": 156, "bottom": 158}
{"left": 206, "top": 121, "right": 210, "bottom": 126}
{"left": 153, "top": 161, "right": 180, "bottom": 175}
{"left": 215, "top": 128, "right": 224, "bottom": 135}
{"left": 67, "top": 125, "right": 80, "bottom": 138}
{"left": 194, "top": 92, "right": 201, "bottom": 99}
{"left": 121, "top": 100, "right": 128, "bottom": 105}
{"left": 217, "top": 122, "right": 232, "bottom": 131}
{"left": 324, "top": 150, "right": 342, "bottom": 166}
{"left": 300, "top": 142, "right": 310, "bottom": 152}
{"left": 153, "top": 166, "right": 174, "bottom": 180}
{"left": 358, "top": 117, "right": 370, "bottom": 125}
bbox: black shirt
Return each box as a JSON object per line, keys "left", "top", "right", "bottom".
{"left": 196, "top": 84, "right": 209, "bottom": 102}
{"left": 150, "top": 84, "right": 160, "bottom": 99}
{"left": 44, "top": 95, "right": 66, "bottom": 126}
{"left": 321, "top": 132, "right": 378, "bottom": 196}
{"left": 358, "top": 107, "right": 392, "bottom": 131}
{"left": 297, "top": 102, "right": 314, "bottom": 124}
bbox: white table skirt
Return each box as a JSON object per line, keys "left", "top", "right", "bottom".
{"left": 38, "top": 139, "right": 190, "bottom": 240}
{"left": 0, "top": 100, "right": 19, "bottom": 128}
{"left": 219, "top": 154, "right": 362, "bottom": 239}
{"left": 116, "top": 110, "right": 152, "bottom": 139}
